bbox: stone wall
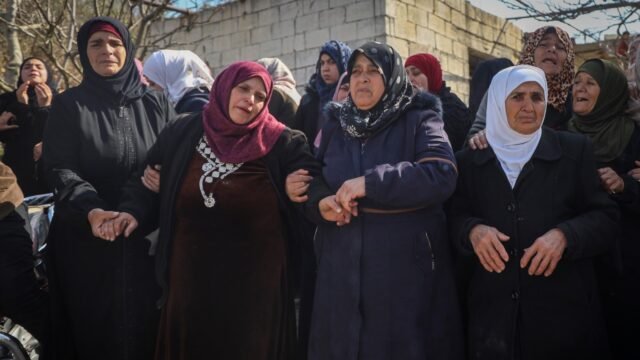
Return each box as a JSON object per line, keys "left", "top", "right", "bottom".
{"left": 148, "top": 0, "right": 523, "bottom": 101}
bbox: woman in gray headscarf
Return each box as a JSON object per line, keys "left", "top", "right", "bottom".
{"left": 257, "top": 57, "right": 301, "bottom": 127}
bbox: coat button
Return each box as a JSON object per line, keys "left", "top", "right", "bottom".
{"left": 511, "top": 291, "right": 520, "bottom": 300}
{"left": 506, "top": 203, "right": 516, "bottom": 212}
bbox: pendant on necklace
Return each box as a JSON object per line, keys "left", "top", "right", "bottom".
{"left": 204, "top": 195, "right": 216, "bottom": 208}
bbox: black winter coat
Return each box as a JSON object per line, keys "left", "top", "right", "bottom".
{"left": 117, "top": 113, "right": 322, "bottom": 308}
{"left": 0, "top": 91, "right": 49, "bottom": 195}
{"left": 174, "top": 87, "right": 209, "bottom": 114}
{"left": 269, "top": 88, "right": 298, "bottom": 128}
{"left": 437, "top": 83, "right": 471, "bottom": 152}
{"left": 449, "top": 128, "right": 619, "bottom": 360}
{"left": 42, "top": 86, "right": 174, "bottom": 360}
{"left": 293, "top": 86, "right": 321, "bottom": 146}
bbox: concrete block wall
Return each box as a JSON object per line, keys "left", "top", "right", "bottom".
{"left": 385, "top": 0, "right": 523, "bottom": 101}
{"left": 149, "top": 0, "right": 387, "bottom": 93}
{"left": 148, "top": 0, "right": 523, "bottom": 101}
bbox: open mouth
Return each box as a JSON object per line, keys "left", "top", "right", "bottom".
{"left": 236, "top": 106, "right": 251, "bottom": 114}
{"left": 542, "top": 58, "right": 557, "bottom": 65}
{"left": 575, "top": 97, "right": 590, "bottom": 102}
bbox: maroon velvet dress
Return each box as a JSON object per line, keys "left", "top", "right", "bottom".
{"left": 155, "top": 152, "right": 295, "bottom": 360}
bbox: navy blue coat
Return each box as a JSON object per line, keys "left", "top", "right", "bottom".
{"left": 305, "top": 92, "right": 464, "bottom": 360}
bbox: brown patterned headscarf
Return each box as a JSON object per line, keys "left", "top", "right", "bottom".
{"left": 519, "top": 26, "right": 575, "bottom": 112}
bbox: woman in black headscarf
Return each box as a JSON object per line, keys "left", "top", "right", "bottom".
{"left": 0, "top": 56, "right": 56, "bottom": 195}
{"left": 303, "top": 41, "right": 463, "bottom": 360}
{"left": 43, "top": 17, "right": 174, "bottom": 360}
{"left": 468, "top": 57, "right": 513, "bottom": 118}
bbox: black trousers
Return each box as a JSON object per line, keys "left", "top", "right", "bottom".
{"left": 0, "top": 208, "right": 49, "bottom": 341}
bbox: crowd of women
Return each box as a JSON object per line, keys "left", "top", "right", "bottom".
{"left": 0, "top": 15, "right": 639, "bottom": 360}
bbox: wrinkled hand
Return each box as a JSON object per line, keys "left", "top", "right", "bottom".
{"left": 102, "top": 212, "right": 139, "bottom": 240}
{"left": 34, "top": 83, "right": 53, "bottom": 107}
{"left": 469, "top": 224, "right": 510, "bottom": 273}
{"left": 16, "top": 81, "right": 30, "bottom": 105}
{"left": 141, "top": 164, "right": 161, "bottom": 193}
{"left": 468, "top": 130, "right": 489, "bottom": 150}
{"left": 598, "top": 167, "right": 624, "bottom": 194}
{"left": 319, "top": 195, "right": 352, "bottom": 226}
{"left": 33, "top": 142, "right": 43, "bottom": 161}
{"left": 285, "top": 169, "right": 312, "bottom": 203}
{"left": 627, "top": 160, "right": 640, "bottom": 181}
{"left": 335, "top": 176, "right": 365, "bottom": 217}
{"left": 0, "top": 112, "right": 17, "bottom": 131}
{"left": 520, "top": 228, "right": 567, "bottom": 277}
{"left": 88, "top": 208, "right": 120, "bottom": 241}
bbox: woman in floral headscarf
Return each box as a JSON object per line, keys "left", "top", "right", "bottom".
{"left": 95, "top": 61, "right": 320, "bottom": 359}
{"left": 468, "top": 26, "right": 576, "bottom": 148}
{"left": 304, "top": 41, "right": 463, "bottom": 360}
{"left": 293, "top": 40, "right": 351, "bottom": 145}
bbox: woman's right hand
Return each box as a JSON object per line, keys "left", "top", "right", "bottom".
{"left": 319, "top": 195, "right": 351, "bottom": 226}
{"left": 88, "top": 208, "right": 120, "bottom": 240}
{"left": 16, "top": 81, "right": 30, "bottom": 105}
{"left": 0, "top": 112, "right": 17, "bottom": 131}
{"left": 468, "top": 130, "right": 488, "bottom": 150}
{"left": 141, "top": 165, "right": 161, "bottom": 193}
{"left": 469, "top": 224, "right": 510, "bottom": 273}
{"left": 285, "top": 169, "right": 313, "bottom": 203}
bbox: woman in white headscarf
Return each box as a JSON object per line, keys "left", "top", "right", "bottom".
{"left": 143, "top": 49, "right": 214, "bottom": 113}
{"left": 256, "top": 57, "right": 300, "bottom": 127}
{"left": 449, "top": 65, "right": 618, "bottom": 360}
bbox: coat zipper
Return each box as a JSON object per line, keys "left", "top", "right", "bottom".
{"left": 425, "top": 232, "right": 435, "bottom": 271}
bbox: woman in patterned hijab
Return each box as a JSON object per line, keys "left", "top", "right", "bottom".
{"left": 303, "top": 41, "right": 462, "bottom": 359}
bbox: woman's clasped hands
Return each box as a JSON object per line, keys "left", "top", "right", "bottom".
{"left": 87, "top": 209, "right": 139, "bottom": 241}
{"left": 319, "top": 176, "right": 365, "bottom": 226}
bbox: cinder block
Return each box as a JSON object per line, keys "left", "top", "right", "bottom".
{"left": 222, "top": 48, "right": 240, "bottom": 64}
{"left": 435, "top": 33, "right": 453, "bottom": 53}
{"left": 416, "top": 25, "right": 436, "bottom": 48}
{"left": 252, "top": 0, "right": 272, "bottom": 12}
{"left": 329, "top": 0, "right": 357, "bottom": 8}
{"left": 319, "top": 7, "right": 347, "bottom": 28}
{"left": 427, "top": 13, "right": 446, "bottom": 34}
{"left": 240, "top": 44, "right": 261, "bottom": 60}
{"left": 272, "top": 20, "right": 295, "bottom": 38}
{"left": 282, "top": 36, "right": 295, "bottom": 53}
{"left": 251, "top": 25, "right": 272, "bottom": 44}
{"left": 295, "top": 13, "right": 319, "bottom": 32}
{"left": 330, "top": 22, "right": 359, "bottom": 41}
{"left": 346, "top": 1, "right": 375, "bottom": 22}
{"left": 306, "top": 28, "right": 332, "bottom": 48}
{"left": 296, "top": 48, "right": 320, "bottom": 68}
{"left": 259, "top": 8, "right": 280, "bottom": 27}
{"left": 237, "top": 14, "right": 256, "bottom": 31}
{"left": 415, "top": 0, "right": 434, "bottom": 12}
{"left": 434, "top": 1, "right": 450, "bottom": 20}
{"left": 357, "top": 19, "right": 375, "bottom": 39}
{"left": 230, "top": 31, "right": 250, "bottom": 48}
{"left": 212, "top": 34, "right": 231, "bottom": 51}
{"left": 260, "top": 39, "right": 283, "bottom": 58}
{"left": 407, "top": 5, "right": 428, "bottom": 26}
{"left": 280, "top": 2, "right": 300, "bottom": 20}
{"left": 302, "top": 0, "right": 329, "bottom": 14}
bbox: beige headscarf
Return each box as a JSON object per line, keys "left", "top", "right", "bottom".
{"left": 0, "top": 161, "right": 24, "bottom": 220}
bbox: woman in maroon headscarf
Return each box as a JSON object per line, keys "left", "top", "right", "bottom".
{"left": 92, "top": 61, "right": 319, "bottom": 359}
{"left": 405, "top": 53, "right": 472, "bottom": 151}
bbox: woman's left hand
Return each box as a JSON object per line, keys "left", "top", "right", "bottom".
{"left": 34, "top": 83, "right": 53, "bottom": 107}
{"left": 598, "top": 167, "right": 624, "bottom": 194}
{"left": 335, "top": 176, "right": 365, "bottom": 216}
{"left": 520, "top": 228, "right": 567, "bottom": 277}
{"left": 33, "top": 142, "right": 43, "bottom": 161}
{"left": 16, "top": 81, "right": 30, "bottom": 105}
{"left": 627, "top": 160, "right": 640, "bottom": 181}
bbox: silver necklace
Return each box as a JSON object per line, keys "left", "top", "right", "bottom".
{"left": 195, "top": 136, "right": 243, "bottom": 208}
